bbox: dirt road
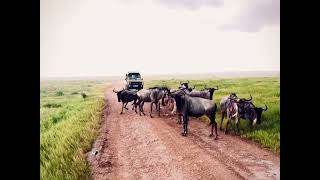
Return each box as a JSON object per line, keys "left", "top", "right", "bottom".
{"left": 87, "top": 81, "right": 280, "bottom": 180}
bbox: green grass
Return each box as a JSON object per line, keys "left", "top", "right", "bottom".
{"left": 145, "top": 77, "right": 280, "bottom": 153}
{"left": 40, "top": 80, "right": 109, "bottom": 180}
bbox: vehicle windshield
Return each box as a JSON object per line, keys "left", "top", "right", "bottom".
{"left": 128, "top": 73, "right": 141, "bottom": 80}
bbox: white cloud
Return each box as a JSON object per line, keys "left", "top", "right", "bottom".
{"left": 218, "top": 0, "right": 280, "bottom": 32}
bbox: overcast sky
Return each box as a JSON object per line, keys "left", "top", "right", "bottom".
{"left": 40, "top": 0, "right": 280, "bottom": 77}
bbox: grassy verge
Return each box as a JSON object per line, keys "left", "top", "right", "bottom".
{"left": 145, "top": 77, "right": 280, "bottom": 153}
{"left": 40, "top": 80, "right": 109, "bottom": 180}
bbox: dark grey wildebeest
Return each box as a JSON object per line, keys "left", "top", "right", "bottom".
{"left": 183, "top": 85, "right": 219, "bottom": 100}
{"left": 235, "top": 94, "right": 268, "bottom": 126}
{"left": 113, "top": 88, "right": 139, "bottom": 114}
{"left": 135, "top": 86, "right": 170, "bottom": 117}
{"left": 169, "top": 90, "right": 218, "bottom": 140}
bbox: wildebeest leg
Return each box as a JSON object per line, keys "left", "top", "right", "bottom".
{"left": 224, "top": 118, "right": 230, "bottom": 134}
{"left": 177, "top": 114, "right": 182, "bottom": 124}
{"left": 138, "top": 101, "right": 142, "bottom": 114}
{"left": 134, "top": 100, "right": 139, "bottom": 113}
{"left": 120, "top": 102, "right": 124, "bottom": 114}
{"left": 150, "top": 102, "right": 154, "bottom": 118}
{"left": 181, "top": 115, "right": 187, "bottom": 136}
{"left": 185, "top": 116, "right": 189, "bottom": 136}
{"left": 236, "top": 120, "right": 240, "bottom": 135}
{"left": 158, "top": 102, "right": 161, "bottom": 117}
{"left": 141, "top": 101, "right": 146, "bottom": 115}
{"left": 220, "top": 112, "right": 225, "bottom": 131}
{"left": 138, "top": 101, "right": 143, "bottom": 116}
{"left": 209, "top": 109, "right": 218, "bottom": 139}
{"left": 132, "top": 100, "right": 136, "bottom": 110}
{"left": 214, "top": 122, "right": 218, "bottom": 140}
{"left": 124, "top": 102, "right": 129, "bottom": 110}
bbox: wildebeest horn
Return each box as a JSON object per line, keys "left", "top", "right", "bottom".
{"left": 113, "top": 89, "right": 117, "bottom": 93}
{"left": 192, "top": 85, "right": 195, "bottom": 89}
{"left": 180, "top": 81, "right": 183, "bottom": 85}
{"left": 264, "top": 104, "right": 268, "bottom": 111}
{"left": 187, "top": 80, "right": 189, "bottom": 84}
{"left": 243, "top": 94, "right": 252, "bottom": 101}
{"left": 215, "top": 86, "right": 219, "bottom": 90}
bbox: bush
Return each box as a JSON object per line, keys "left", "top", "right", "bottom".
{"left": 55, "top": 91, "right": 64, "bottom": 96}
{"left": 81, "top": 93, "right": 87, "bottom": 99}
{"left": 43, "top": 103, "right": 62, "bottom": 108}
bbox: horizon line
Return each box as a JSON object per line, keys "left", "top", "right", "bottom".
{"left": 40, "top": 70, "right": 280, "bottom": 79}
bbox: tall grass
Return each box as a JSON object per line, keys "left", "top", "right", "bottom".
{"left": 40, "top": 80, "right": 109, "bottom": 180}
{"left": 145, "top": 77, "right": 280, "bottom": 153}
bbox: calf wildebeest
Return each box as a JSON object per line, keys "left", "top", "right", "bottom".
{"left": 135, "top": 86, "right": 170, "bottom": 117}
{"left": 169, "top": 90, "right": 218, "bottom": 140}
{"left": 113, "top": 88, "right": 138, "bottom": 114}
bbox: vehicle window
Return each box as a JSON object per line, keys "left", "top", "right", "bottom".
{"left": 128, "top": 73, "right": 141, "bottom": 80}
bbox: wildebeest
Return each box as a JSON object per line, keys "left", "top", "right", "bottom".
{"left": 135, "top": 86, "right": 170, "bottom": 117}
{"left": 235, "top": 94, "right": 268, "bottom": 126}
{"left": 219, "top": 94, "right": 241, "bottom": 134}
{"left": 220, "top": 93, "right": 268, "bottom": 134}
{"left": 169, "top": 90, "right": 218, "bottom": 140}
{"left": 182, "top": 85, "right": 219, "bottom": 100}
{"left": 113, "top": 88, "right": 139, "bottom": 114}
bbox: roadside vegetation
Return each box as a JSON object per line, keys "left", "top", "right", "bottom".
{"left": 40, "top": 80, "right": 109, "bottom": 180}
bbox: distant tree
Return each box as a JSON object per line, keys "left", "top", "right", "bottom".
{"left": 55, "top": 91, "right": 64, "bottom": 96}
{"left": 81, "top": 92, "right": 87, "bottom": 99}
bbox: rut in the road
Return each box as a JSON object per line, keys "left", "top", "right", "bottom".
{"left": 87, "top": 82, "right": 280, "bottom": 180}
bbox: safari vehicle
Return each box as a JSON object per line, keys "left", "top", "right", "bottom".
{"left": 125, "top": 71, "right": 144, "bottom": 90}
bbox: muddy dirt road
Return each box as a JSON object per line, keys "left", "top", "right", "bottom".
{"left": 87, "top": 81, "right": 280, "bottom": 180}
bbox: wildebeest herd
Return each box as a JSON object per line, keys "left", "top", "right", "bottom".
{"left": 113, "top": 81, "right": 268, "bottom": 140}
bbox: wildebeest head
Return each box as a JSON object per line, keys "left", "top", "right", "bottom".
{"left": 187, "top": 85, "right": 195, "bottom": 92}
{"left": 229, "top": 93, "right": 238, "bottom": 98}
{"left": 180, "top": 80, "right": 190, "bottom": 89}
{"left": 253, "top": 105, "right": 268, "bottom": 125}
{"left": 203, "top": 86, "right": 219, "bottom": 100}
{"left": 113, "top": 88, "right": 124, "bottom": 102}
